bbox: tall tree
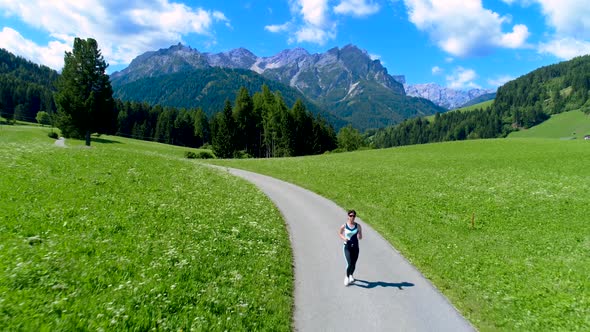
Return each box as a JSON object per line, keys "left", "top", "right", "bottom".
{"left": 211, "top": 100, "right": 236, "bottom": 158}
{"left": 233, "top": 87, "right": 259, "bottom": 156}
{"left": 54, "top": 38, "right": 114, "bottom": 146}
{"left": 193, "top": 107, "right": 210, "bottom": 147}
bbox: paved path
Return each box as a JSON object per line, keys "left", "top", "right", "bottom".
{"left": 213, "top": 166, "right": 475, "bottom": 332}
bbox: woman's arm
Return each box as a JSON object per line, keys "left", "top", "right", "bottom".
{"left": 358, "top": 224, "right": 363, "bottom": 240}
{"left": 338, "top": 224, "right": 347, "bottom": 242}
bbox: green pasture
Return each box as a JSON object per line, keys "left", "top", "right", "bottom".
{"left": 456, "top": 99, "right": 495, "bottom": 112}
{"left": 509, "top": 109, "right": 590, "bottom": 140}
{"left": 0, "top": 126, "right": 293, "bottom": 331}
{"left": 209, "top": 138, "right": 590, "bottom": 331}
{"left": 425, "top": 100, "right": 495, "bottom": 122}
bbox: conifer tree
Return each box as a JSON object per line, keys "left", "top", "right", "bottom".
{"left": 211, "top": 100, "right": 236, "bottom": 158}
{"left": 54, "top": 38, "right": 114, "bottom": 146}
{"left": 193, "top": 107, "right": 210, "bottom": 147}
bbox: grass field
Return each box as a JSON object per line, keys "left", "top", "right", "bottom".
{"left": 0, "top": 126, "right": 293, "bottom": 331}
{"left": 456, "top": 99, "right": 495, "bottom": 112}
{"left": 209, "top": 138, "right": 590, "bottom": 331}
{"left": 425, "top": 99, "right": 495, "bottom": 122}
{"left": 509, "top": 109, "right": 590, "bottom": 140}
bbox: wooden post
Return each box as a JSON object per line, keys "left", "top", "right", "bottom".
{"left": 471, "top": 213, "right": 475, "bottom": 229}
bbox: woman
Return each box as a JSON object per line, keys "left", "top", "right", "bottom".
{"left": 338, "top": 209, "right": 363, "bottom": 286}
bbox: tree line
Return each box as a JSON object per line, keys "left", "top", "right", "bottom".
{"left": 115, "top": 85, "right": 337, "bottom": 157}
{"left": 0, "top": 48, "right": 57, "bottom": 122}
{"left": 372, "top": 54, "right": 590, "bottom": 148}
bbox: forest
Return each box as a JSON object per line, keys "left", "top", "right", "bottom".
{"left": 0, "top": 49, "right": 57, "bottom": 123}
{"left": 372, "top": 54, "right": 590, "bottom": 148}
{"left": 114, "top": 85, "right": 337, "bottom": 158}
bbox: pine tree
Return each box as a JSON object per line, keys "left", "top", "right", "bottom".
{"left": 233, "top": 87, "right": 258, "bottom": 155}
{"left": 211, "top": 100, "right": 236, "bottom": 158}
{"left": 193, "top": 107, "right": 210, "bottom": 147}
{"left": 54, "top": 38, "right": 114, "bottom": 146}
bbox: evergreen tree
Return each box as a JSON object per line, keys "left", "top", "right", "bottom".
{"left": 211, "top": 100, "right": 236, "bottom": 158}
{"left": 54, "top": 38, "right": 114, "bottom": 146}
{"left": 174, "top": 108, "right": 195, "bottom": 147}
{"left": 233, "top": 87, "right": 259, "bottom": 155}
{"left": 193, "top": 107, "right": 210, "bottom": 147}
{"left": 154, "top": 107, "right": 175, "bottom": 144}
{"left": 291, "top": 99, "right": 313, "bottom": 156}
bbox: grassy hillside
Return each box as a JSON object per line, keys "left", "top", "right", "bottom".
{"left": 456, "top": 99, "right": 494, "bottom": 112}
{"left": 508, "top": 109, "right": 590, "bottom": 139}
{"left": 424, "top": 99, "right": 495, "bottom": 122}
{"left": 0, "top": 126, "right": 293, "bottom": 331}
{"left": 209, "top": 139, "right": 590, "bottom": 331}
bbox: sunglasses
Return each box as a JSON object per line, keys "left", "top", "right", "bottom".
{"left": 348, "top": 214, "right": 356, "bottom": 217}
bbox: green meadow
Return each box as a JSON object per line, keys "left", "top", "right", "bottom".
{"left": 456, "top": 99, "right": 495, "bottom": 112}
{"left": 425, "top": 100, "right": 495, "bottom": 121}
{"left": 0, "top": 126, "right": 293, "bottom": 331}
{"left": 509, "top": 109, "right": 590, "bottom": 140}
{"left": 209, "top": 138, "right": 590, "bottom": 331}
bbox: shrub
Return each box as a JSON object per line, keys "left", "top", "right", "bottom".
{"left": 233, "top": 150, "right": 252, "bottom": 159}
{"left": 196, "top": 151, "right": 215, "bottom": 159}
{"left": 185, "top": 151, "right": 215, "bottom": 159}
{"left": 48, "top": 132, "right": 59, "bottom": 139}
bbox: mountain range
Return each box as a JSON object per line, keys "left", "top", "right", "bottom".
{"left": 111, "top": 44, "right": 449, "bottom": 130}
{"left": 404, "top": 83, "right": 495, "bottom": 109}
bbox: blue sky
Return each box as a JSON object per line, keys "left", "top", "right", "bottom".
{"left": 1, "top": 0, "right": 589, "bottom": 90}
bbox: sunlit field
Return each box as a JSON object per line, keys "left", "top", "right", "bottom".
{"left": 0, "top": 126, "right": 293, "bottom": 331}
{"left": 509, "top": 109, "right": 590, "bottom": 140}
{"left": 209, "top": 138, "right": 590, "bottom": 331}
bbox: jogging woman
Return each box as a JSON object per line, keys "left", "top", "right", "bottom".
{"left": 338, "top": 209, "right": 363, "bottom": 286}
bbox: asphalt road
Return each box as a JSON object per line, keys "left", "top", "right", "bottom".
{"left": 213, "top": 166, "right": 476, "bottom": 332}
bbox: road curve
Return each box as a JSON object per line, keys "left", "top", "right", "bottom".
{"left": 213, "top": 166, "right": 475, "bottom": 332}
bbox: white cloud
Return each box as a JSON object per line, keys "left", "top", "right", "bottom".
{"left": 0, "top": 27, "right": 70, "bottom": 70}
{"left": 431, "top": 66, "right": 443, "bottom": 74}
{"left": 290, "top": 0, "right": 335, "bottom": 44}
{"left": 446, "top": 66, "right": 480, "bottom": 89}
{"left": 298, "top": 0, "right": 330, "bottom": 27}
{"left": 267, "top": 0, "right": 380, "bottom": 46}
{"left": 532, "top": 0, "right": 590, "bottom": 59}
{"left": 294, "top": 25, "right": 336, "bottom": 44}
{"left": 535, "top": 0, "right": 590, "bottom": 39}
{"left": 499, "top": 24, "right": 529, "bottom": 48}
{"left": 403, "top": 0, "right": 529, "bottom": 57}
{"left": 487, "top": 74, "right": 515, "bottom": 88}
{"left": 538, "top": 38, "right": 590, "bottom": 60}
{"left": 265, "top": 23, "right": 291, "bottom": 33}
{"left": 501, "top": 0, "right": 590, "bottom": 59}
{"left": 0, "top": 0, "right": 229, "bottom": 70}
{"left": 334, "top": 0, "right": 380, "bottom": 17}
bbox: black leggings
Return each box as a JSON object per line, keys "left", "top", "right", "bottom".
{"left": 343, "top": 246, "right": 359, "bottom": 277}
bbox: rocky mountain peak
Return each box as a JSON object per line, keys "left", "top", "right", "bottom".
{"left": 404, "top": 82, "right": 495, "bottom": 109}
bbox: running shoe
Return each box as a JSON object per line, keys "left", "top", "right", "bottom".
{"left": 344, "top": 276, "right": 349, "bottom": 286}
{"left": 349, "top": 275, "right": 355, "bottom": 283}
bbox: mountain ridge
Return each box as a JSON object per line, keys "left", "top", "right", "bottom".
{"left": 404, "top": 82, "right": 495, "bottom": 109}
{"left": 112, "top": 43, "right": 446, "bottom": 130}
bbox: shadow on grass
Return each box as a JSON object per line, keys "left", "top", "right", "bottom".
{"left": 92, "top": 137, "right": 122, "bottom": 144}
{"left": 352, "top": 279, "right": 415, "bottom": 289}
